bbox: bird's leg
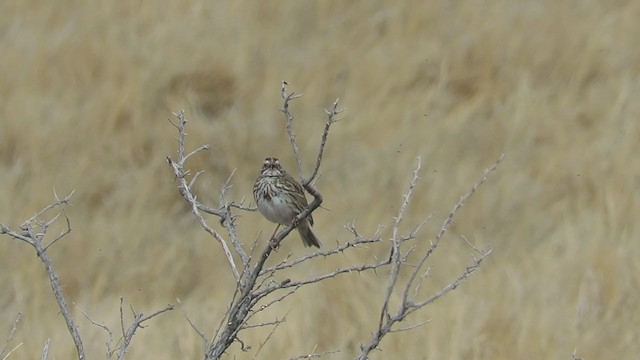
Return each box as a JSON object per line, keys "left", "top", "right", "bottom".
{"left": 270, "top": 224, "right": 281, "bottom": 239}
{"left": 269, "top": 224, "right": 281, "bottom": 250}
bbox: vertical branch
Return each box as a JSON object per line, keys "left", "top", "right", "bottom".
{"left": 41, "top": 339, "right": 50, "bottom": 360}
{"left": 378, "top": 157, "right": 421, "bottom": 330}
{"left": 0, "top": 313, "right": 22, "bottom": 359}
{"left": 37, "top": 244, "right": 84, "bottom": 359}
{"left": 306, "top": 98, "right": 342, "bottom": 185}
{"left": 219, "top": 170, "right": 251, "bottom": 279}
{"left": 280, "top": 81, "right": 305, "bottom": 180}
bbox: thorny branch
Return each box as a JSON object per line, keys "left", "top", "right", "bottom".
{"left": 3, "top": 193, "right": 175, "bottom": 359}
{"left": 0, "top": 192, "right": 85, "bottom": 360}
{"left": 259, "top": 225, "right": 383, "bottom": 275}
{"left": 378, "top": 158, "right": 423, "bottom": 332}
{"left": 77, "top": 299, "right": 174, "bottom": 360}
{"left": 355, "top": 155, "right": 503, "bottom": 359}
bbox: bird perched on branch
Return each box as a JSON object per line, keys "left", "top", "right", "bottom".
{"left": 253, "top": 157, "right": 321, "bottom": 248}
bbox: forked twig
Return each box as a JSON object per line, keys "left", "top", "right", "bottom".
{"left": 166, "top": 111, "right": 240, "bottom": 282}
{"left": 116, "top": 298, "right": 174, "bottom": 360}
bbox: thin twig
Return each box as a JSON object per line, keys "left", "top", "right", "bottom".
{"left": 387, "top": 320, "right": 431, "bottom": 333}
{"left": 253, "top": 311, "right": 290, "bottom": 359}
{"left": 305, "top": 98, "right": 343, "bottom": 185}
{"left": 116, "top": 302, "right": 174, "bottom": 360}
{"left": 76, "top": 304, "right": 114, "bottom": 357}
{"left": 288, "top": 349, "right": 340, "bottom": 360}
{"left": 177, "top": 299, "right": 208, "bottom": 346}
{"left": 460, "top": 234, "right": 484, "bottom": 255}
{"left": 411, "top": 248, "right": 491, "bottom": 310}
{"left": 23, "top": 190, "right": 75, "bottom": 228}
{"left": 43, "top": 210, "right": 71, "bottom": 251}
{"left": 259, "top": 234, "right": 382, "bottom": 275}
{"left": 0, "top": 312, "right": 22, "bottom": 359}
{"left": 246, "top": 288, "right": 298, "bottom": 322}
{"left": 41, "top": 339, "right": 50, "bottom": 360}
{"left": 253, "top": 259, "right": 390, "bottom": 300}
{"left": 1, "top": 343, "right": 22, "bottom": 360}
{"left": 280, "top": 81, "right": 305, "bottom": 180}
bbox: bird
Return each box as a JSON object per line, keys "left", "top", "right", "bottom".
{"left": 253, "top": 157, "right": 321, "bottom": 248}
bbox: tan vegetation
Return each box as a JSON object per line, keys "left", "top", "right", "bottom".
{"left": 1, "top": 0, "right": 639, "bottom": 358}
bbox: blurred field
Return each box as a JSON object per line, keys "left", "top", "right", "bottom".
{"left": 1, "top": 0, "right": 639, "bottom": 358}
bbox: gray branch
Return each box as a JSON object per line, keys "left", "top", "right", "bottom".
{"left": 0, "top": 192, "right": 85, "bottom": 360}
{"left": 356, "top": 155, "right": 503, "bottom": 359}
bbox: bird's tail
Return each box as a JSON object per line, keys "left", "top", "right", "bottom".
{"left": 297, "top": 220, "right": 321, "bottom": 248}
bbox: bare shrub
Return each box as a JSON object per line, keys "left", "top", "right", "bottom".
{"left": 2, "top": 83, "right": 500, "bottom": 359}
{"left": 165, "top": 82, "right": 501, "bottom": 359}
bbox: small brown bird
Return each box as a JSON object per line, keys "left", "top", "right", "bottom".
{"left": 253, "top": 157, "right": 321, "bottom": 248}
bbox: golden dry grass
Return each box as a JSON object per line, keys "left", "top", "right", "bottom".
{"left": 1, "top": 0, "right": 639, "bottom": 358}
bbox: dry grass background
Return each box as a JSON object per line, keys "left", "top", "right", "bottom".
{"left": 1, "top": 0, "right": 639, "bottom": 359}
